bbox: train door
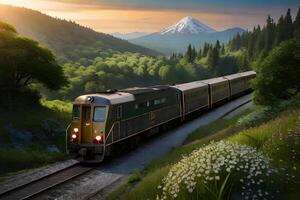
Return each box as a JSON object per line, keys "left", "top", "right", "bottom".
{"left": 81, "top": 106, "right": 92, "bottom": 143}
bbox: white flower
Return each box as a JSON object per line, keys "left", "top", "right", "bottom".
{"left": 156, "top": 141, "right": 277, "bottom": 199}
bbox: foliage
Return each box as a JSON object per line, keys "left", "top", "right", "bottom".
{"left": 157, "top": 141, "right": 279, "bottom": 200}
{"left": 117, "top": 96, "right": 300, "bottom": 200}
{"left": 41, "top": 51, "right": 211, "bottom": 100}
{"left": 228, "top": 7, "right": 300, "bottom": 67}
{"left": 0, "top": 98, "right": 71, "bottom": 176}
{"left": 252, "top": 39, "right": 300, "bottom": 105}
{"left": 237, "top": 93, "right": 300, "bottom": 127}
{"left": 0, "top": 4, "right": 159, "bottom": 63}
{"left": 40, "top": 98, "right": 72, "bottom": 114}
{"left": 0, "top": 21, "right": 67, "bottom": 106}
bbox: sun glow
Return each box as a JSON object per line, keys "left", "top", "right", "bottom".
{"left": 0, "top": 0, "right": 285, "bottom": 33}
{"left": 0, "top": 0, "right": 35, "bottom": 7}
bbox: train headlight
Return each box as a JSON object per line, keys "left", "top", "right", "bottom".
{"left": 93, "top": 135, "right": 103, "bottom": 144}
{"left": 72, "top": 134, "right": 77, "bottom": 139}
{"left": 95, "top": 135, "right": 102, "bottom": 141}
{"left": 73, "top": 128, "right": 79, "bottom": 133}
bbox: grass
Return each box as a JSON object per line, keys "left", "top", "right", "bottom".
{"left": 107, "top": 95, "right": 300, "bottom": 200}
{"left": 229, "top": 111, "right": 298, "bottom": 149}
{"left": 0, "top": 98, "right": 72, "bottom": 177}
{"left": 106, "top": 109, "right": 253, "bottom": 200}
{"left": 184, "top": 109, "right": 253, "bottom": 144}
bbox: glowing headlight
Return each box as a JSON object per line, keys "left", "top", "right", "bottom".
{"left": 73, "top": 128, "right": 79, "bottom": 133}
{"left": 72, "top": 134, "right": 77, "bottom": 139}
{"left": 95, "top": 135, "right": 102, "bottom": 141}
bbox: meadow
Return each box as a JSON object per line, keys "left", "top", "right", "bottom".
{"left": 107, "top": 94, "right": 300, "bottom": 200}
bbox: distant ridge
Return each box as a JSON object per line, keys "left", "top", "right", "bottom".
{"left": 112, "top": 32, "right": 151, "bottom": 40}
{"left": 0, "top": 4, "right": 160, "bottom": 63}
{"left": 130, "top": 16, "right": 244, "bottom": 55}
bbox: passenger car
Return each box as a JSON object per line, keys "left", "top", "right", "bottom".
{"left": 67, "top": 71, "right": 256, "bottom": 162}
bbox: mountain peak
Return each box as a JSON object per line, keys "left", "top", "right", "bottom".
{"left": 160, "top": 16, "right": 216, "bottom": 35}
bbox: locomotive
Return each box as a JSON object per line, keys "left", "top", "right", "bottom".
{"left": 67, "top": 71, "right": 256, "bottom": 162}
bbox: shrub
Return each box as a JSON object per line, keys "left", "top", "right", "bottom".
{"left": 252, "top": 38, "right": 300, "bottom": 105}
{"left": 237, "top": 93, "right": 300, "bottom": 128}
{"left": 157, "top": 141, "right": 280, "bottom": 200}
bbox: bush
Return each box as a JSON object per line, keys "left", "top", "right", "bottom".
{"left": 252, "top": 38, "right": 300, "bottom": 105}
{"left": 157, "top": 141, "right": 281, "bottom": 200}
{"left": 237, "top": 93, "right": 300, "bottom": 128}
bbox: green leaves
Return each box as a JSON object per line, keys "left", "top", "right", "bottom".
{"left": 253, "top": 38, "right": 300, "bottom": 105}
{"left": 0, "top": 21, "right": 67, "bottom": 104}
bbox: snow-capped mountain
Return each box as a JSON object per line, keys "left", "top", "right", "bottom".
{"left": 161, "top": 16, "right": 216, "bottom": 35}
{"left": 129, "top": 16, "right": 244, "bottom": 55}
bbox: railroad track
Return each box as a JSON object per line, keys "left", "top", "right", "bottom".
{"left": 0, "top": 164, "right": 93, "bottom": 200}
{"left": 0, "top": 96, "right": 253, "bottom": 200}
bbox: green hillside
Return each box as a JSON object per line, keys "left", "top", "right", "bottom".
{"left": 0, "top": 4, "right": 160, "bottom": 63}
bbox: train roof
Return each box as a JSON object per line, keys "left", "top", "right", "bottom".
{"left": 223, "top": 73, "right": 242, "bottom": 80}
{"left": 120, "top": 85, "right": 171, "bottom": 95}
{"left": 201, "top": 77, "right": 228, "bottom": 85}
{"left": 171, "top": 81, "right": 207, "bottom": 91}
{"left": 239, "top": 71, "right": 256, "bottom": 77}
{"left": 74, "top": 85, "right": 173, "bottom": 105}
{"left": 74, "top": 92, "right": 135, "bottom": 105}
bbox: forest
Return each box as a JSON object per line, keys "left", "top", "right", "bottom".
{"left": 1, "top": 4, "right": 300, "bottom": 178}
{"left": 38, "top": 7, "right": 300, "bottom": 102}
{"left": 0, "top": 4, "right": 159, "bottom": 64}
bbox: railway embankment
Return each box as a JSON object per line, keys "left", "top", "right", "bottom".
{"left": 0, "top": 99, "right": 72, "bottom": 179}
{"left": 107, "top": 93, "right": 300, "bottom": 200}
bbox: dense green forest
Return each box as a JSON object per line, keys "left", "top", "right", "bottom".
{"left": 228, "top": 8, "right": 300, "bottom": 67}
{"left": 40, "top": 7, "right": 300, "bottom": 101}
{"left": 0, "top": 4, "right": 160, "bottom": 63}
{"left": 1, "top": 5, "right": 300, "bottom": 177}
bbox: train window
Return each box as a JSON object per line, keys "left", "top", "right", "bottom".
{"left": 154, "top": 99, "right": 160, "bottom": 105}
{"left": 117, "top": 105, "right": 122, "bottom": 119}
{"left": 72, "top": 105, "right": 80, "bottom": 120}
{"left": 134, "top": 104, "right": 139, "bottom": 109}
{"left": 147, "top": 101, "right": 150, "bottom": 107}
{"left": 154, "top": 98, "right": 167, "bottom": 105}
{"left": 94, "top": 107, "right": 106, "bottom": 122}
{"left": 82, "top": 106, "right": 91, "bottom": 121}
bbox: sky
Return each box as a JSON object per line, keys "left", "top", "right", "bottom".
{"left": 0, "top": 0, "right": 298, "bottom": 33}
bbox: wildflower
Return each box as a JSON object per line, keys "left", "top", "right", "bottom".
{"left": 156, "top": 141, "right": 277, "bottom": 199}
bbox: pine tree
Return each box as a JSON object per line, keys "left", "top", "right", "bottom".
{"left": 294, "top": 6, "right": 300, "bottom": 37}
{"left": 202, "top": 43, "right": 209, "bottom": 57}
{"left": 247, "top": 33, "right": 254, "bottom": 60}
{"left": 215, "top": 40, "right": 221, "bottom": 50}
{"left": 185, "top": 44, "right": 194, "bottom": 63}
{"left": 192, "top": 46, "right": 197, "bottom": 61}
{"left": 264, "top": 15, "right": 276, "bottom": 51}
{"left": 235, "top": 33, "right": 242, "bottom": 50}
{"left": 207, "top": 41, "right": 220, "bottom": 75}
{"left": 198, "top": 48, "right": 202, "bottom": 59}
{"left": 221, "top": 43, "right": 225, "bottom": 55}
{"left": 275, "top": 15, "right": 285, "bottom": 45}
{"left": 284, "top": 8, "right": 294, "bottom": 40}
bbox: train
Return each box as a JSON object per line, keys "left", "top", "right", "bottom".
{"left": 67, "top": 71, "right": 256, "bottom": 162}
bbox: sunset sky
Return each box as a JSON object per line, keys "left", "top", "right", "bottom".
{"left": 0, "top": 0, "right": 298, "bottom": 33}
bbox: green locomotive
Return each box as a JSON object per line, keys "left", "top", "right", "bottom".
{"left": 67, "top": 71, "right": 255, "bottom": 162}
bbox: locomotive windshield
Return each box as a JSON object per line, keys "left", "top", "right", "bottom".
{"left": 72, "top": 105, "right": 80, "bottom": 120}
{"left": 94, "top": 107, "right": 107, "bottom": 122}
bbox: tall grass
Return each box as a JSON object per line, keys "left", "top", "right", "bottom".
{"left": 111, "top": 95, "right": 300, "bottom": 200}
